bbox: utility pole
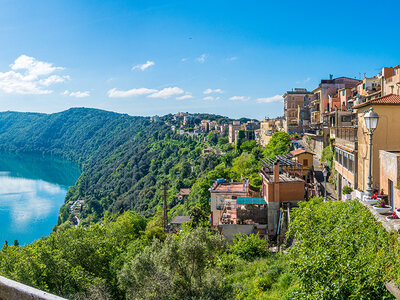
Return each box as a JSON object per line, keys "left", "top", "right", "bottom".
{"left": 162, "top": 181, "right": 169, "bottom": 233}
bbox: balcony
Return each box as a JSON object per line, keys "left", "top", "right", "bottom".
{"left": 334, "top": 127, "right": 357, "bottom": 150}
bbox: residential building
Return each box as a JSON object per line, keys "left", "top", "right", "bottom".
{"left": 379, "top": 150, "right": 400, "bottom": 210}
{"left": 260, "top": 159, "right": 305, "bottom": 237}
{"left": 353, "top": 94, "right": 400, "bottom": 197}
{"left": 228, "top": 121, "right": 241, "bottom": 144}
{"left": 382, "top": 65, "right": 400, "bottom": 96}
{"left": 290, "top": 149, "right": 314, "bottom": 178}
{"left": 256, "top": 118, "right": 277, "bottom": 146}
{"left": 283, "top": 88, "right": 313, "bottom": 134}
{"left": 209, "top": 179, "right": 251, "bottom": 228}
{"left": 241, "top": 120, "right": 260, "bottom": 141}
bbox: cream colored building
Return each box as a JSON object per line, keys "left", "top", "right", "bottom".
{"left": 353, "top": 94, "right": 400, "bottom": 192}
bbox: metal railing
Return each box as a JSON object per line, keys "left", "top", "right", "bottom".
{"left": 335, "top": 127, "right": 357, "bottom": 142}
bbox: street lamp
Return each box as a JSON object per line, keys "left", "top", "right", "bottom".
{"left": 322, "top": 167, "right": 328, "bottom": 202}
{"left": 364, "top": 107, "right": 380, "bottom": 196}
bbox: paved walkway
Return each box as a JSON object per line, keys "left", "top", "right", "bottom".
{"left": 298, "top": 139, "right": 337, "bottom": 201}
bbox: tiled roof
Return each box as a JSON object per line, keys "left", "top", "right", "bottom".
{"left": 170, "top": 216, "right": 192, "bottom": 224}
{"left": 290, "top": 149, "right": 314, "bottom": 156}
{"left": 353, "top": 94, "right": 400, "bottom": 108}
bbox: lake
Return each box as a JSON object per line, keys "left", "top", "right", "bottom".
{"left": 0, "top": 152, "right": 81, "bottom": 245}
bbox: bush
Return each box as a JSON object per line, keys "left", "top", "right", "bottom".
{"left": 287, "top": 200, "right": 395, "bottom": 299}
{"left": 321, "top": 145, "right": 334, "bottom": 169}
{"left": 229, "top": 233, "right": 269, "bottom": 261}
{"left": 342, "top": 185, "right": 353, "bottom": 195}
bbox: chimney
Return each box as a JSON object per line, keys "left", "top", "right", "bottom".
{"left": 243, "top": 178, "right": 246, "bottom": 191}
{"left": 329, "top": 74, "right": 333, "bottom": 80}
{"left": 274, "top": 161, "right": 280, "bottom": 183}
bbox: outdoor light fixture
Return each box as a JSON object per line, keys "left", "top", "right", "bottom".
{"left": 364, "top": 107, "right": 379, "bottom": 132}
{"left": 322, "top": 167, "right": 328, "bottom": 202}
{"left": 364, "top": 107, "right": 379, "bottom": 196}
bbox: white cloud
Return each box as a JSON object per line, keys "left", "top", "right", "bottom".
{"left": 176, "top": 93, "right": 193, "bottom": 100}
{"left": 229, "top": 96, "right": 250, "bottom": 101}
{"left": 203, "top": 88, "right": 224, "bottom": 94}
{"left": 0, "top": 55, "right": 66, "bottom": 95}
{"left": 181, "top": 58, "right": 188, "bottom": 62}
{"left": 256, "top": 95, "right": 284, "bottom": 103}
{"left": 296, "top": 77, "right": 311, "bottom": 84}
{"left": 148, "top": 87, "right": 184, "bottom": 99}
{"left": 39, "top": 75, "right": 68, "bottom": 86}
{"left": 132, "top": 60, "right": 155, "bottom": 71}
{"left": 196, "top": 54, "right": 207, "bottom": 63}
{"left": 70, "top": 91, "right": 90, "bottom": 98}
{"left": 107, "top": 87, "right": 157, "bottom": 98}
{"left": 228, "top": 56, "right": 238, "bottom": 61}
{"left": 203, "top": 96, "right": 220, "bottom": 101}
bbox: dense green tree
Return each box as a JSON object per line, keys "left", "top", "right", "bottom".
{"left": 263, "top": 131, "right": 291, "bottom": 158}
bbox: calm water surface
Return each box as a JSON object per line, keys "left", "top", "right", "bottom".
{"left": 0, "top": 152, "right": 81, "bottom": 245}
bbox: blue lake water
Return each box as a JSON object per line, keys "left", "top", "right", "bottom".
{"left": 0, "top": 152, "right": 81, "bottom": 245}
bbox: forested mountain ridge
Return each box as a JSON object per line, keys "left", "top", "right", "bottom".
{"left": 0, "top": 108, "right": 236, "bottom": 228}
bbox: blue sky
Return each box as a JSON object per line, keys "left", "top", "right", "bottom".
{"left": 0, "top": 0, "right": 399, "bottom": 120}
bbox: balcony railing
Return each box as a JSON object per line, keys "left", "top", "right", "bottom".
{"left": 335, "top": 127, "right": 357, "bottom": 142}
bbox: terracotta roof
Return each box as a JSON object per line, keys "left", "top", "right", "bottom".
{"left": 212, "top": 182, "right": 247, "bottom": 192}
{"left": 353, "top": 94, "right": 400, "bottom": 109}
{"left": 290, "top": 149, "right": 314, "bottom": 156}
{"left": 170, "top": 216, "right": 192, "bottom": 225}
{"left": 179, "top": 188, "right": 191, "bottom": 196}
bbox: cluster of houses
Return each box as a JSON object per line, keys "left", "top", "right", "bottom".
{"left": 283, "top": 64, "right": 400, "bottom": 210}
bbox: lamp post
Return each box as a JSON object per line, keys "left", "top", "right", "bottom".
{"left": 364, "top": 107, "right": 380, "bottom": 197}
{"left": 322, "top": 167, "right": 328, "bottom": 202}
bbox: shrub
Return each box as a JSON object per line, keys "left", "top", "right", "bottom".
{"left": 229, "top": 233, "right": 269, "bottom": 261}
{"left": 341, "top": 185, "right": 353, "bottom": 195}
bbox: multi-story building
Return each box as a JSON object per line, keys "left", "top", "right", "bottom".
{"left": 283, "top": 88, "right": 313, "bottom": 134}
{"left": 256, "top": 118, "right": 277, "bottom": 146}
{"left": 382, "top": 65, "right": 400, "bottom": 96}
{"left": 352, "top": 94, "right": 400, "bottom": 201}
{"left": 228, "top": 121, "right": 241, "bottom": 144}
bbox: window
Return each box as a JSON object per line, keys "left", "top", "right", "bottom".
{"left": 303, "top": 159, "right": 308, "bottom": 166}
{"left": 342, "top": 90, "right": 345, "bottom": 96}
{"left": 348, "top": 154, "right": 354, "bottom": 173}
{"left": 343, "top": 152, "right": 348, "bottom": 169}
{"left": 335, "top": 149, "right": 339, "bottom": 162}
{"left": 338, "top": 150, "right": 343, "bottom": 165}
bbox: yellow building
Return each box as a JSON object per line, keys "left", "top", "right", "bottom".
{"left": 353, "top": 94, "right": 400, "bottom": 192}
{"left": 257, "top": 118, "right": 276, "bottom": 146}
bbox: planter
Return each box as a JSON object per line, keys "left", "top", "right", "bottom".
{"left": 344, "top": 194, "right": 352, "bottom": 200}
{"left": 386, "top": 215, "right": 397, "bottom": 221}
{"left": 363, "top": 196, "right": 378, "bottom": 205}
{"left": 396, "top": 208, "right": 400, "bottom": 219}
{"left": 373, "top": 205, "right": 392, "bottom": 214}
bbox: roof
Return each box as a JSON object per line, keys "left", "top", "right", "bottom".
{"left": 211, "top": 182, "right": 247, "bottom": 193}
{"left": 353, "top": 94, "right": 400, "bottom": 109}
{"left": 290, "top": 149, "right": 315, "bottom": 156}
{"left": 237, "top": 197, "right": 267, "bottom": 205}
{"left": 170, "top": 216, "right": 192, "bottom": 224}
{"left": 179, "top": 188, "right": 191, "bottom": 196}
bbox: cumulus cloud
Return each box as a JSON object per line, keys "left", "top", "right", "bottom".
{"left": 63, "top": 90, "right": 90, "bottom": 98}
{"left": 132, "top": 60, "right": 155, "bottom": 71}
{"left": 203, "top": 88, "right": 223, "bottom": 94}
{"left": 70, "top": 91, "right": 90, "bottom": 98}
{"left": 176, "top": 93, "right": 193, "bottom": 100}
{"left": 196, "top": 54, "right": 207, "bottom": 63}
{"left": 203, "top": 96, "right": 220, "bottom": 101}
{"left": 107, "top": 87, "right": 158, "bottom": 98}
{"left": 229, "top": 96, "right": 250, "bottom": 101}
{"left": 0, "top": 55, "right": 66, "bottom": 95}
{"left": 148, "top": 87, "right": 184, "bottom": 99}
{"left": 256, "top": 95, "right": 284, "bottom": 103}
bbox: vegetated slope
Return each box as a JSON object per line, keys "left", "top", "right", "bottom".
{"left": 0, "top": 108, "right": 230, "bottom": 227}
